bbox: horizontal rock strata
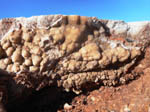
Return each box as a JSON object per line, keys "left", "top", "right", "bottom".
{"left": 0, "top": 15, "right": 150, "bottom": 111}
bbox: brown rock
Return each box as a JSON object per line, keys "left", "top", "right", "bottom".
{"left": 12, "top": 47, "right": 23, "bottom": 63}
{"left": 29, "top": 66, "right": 39, "bottom": 72}
{"left": 80, "top": 43, "right": 101, "bottom": 61}
{"left": 0, "top": 60, "right": 7, "bottom": 70}
{"left": 9, "top": 30, "right": 22, "bottom": 44}
{"left": 2, "top": 41, "right": 11, "bottom": 50}
{"left": 32, "top": 55, "right": 42, "bottom": 66}
{"left": 12, "top": 63, "right": 20, "bottom": 72}
{"left": 3, "top": 58, "right": 12, "bottom": 65}
{"left": 22, "top": 28, "right": 35, "bottom": 42}
{"left": 6, "top": 64, "right": 13, "bottom": 72}
{"left": 64, "top": 103, "right": 72, "bottom": 110}
{"left": 115, "top": 47, "right": 130, "bottom": 62}
{"left": 6, "top": 47, "right": 14, "bottom": 57}
{"left": 24, "top": 58, "right": 32, "bottom": 66}
{"left": 31, "top": 46, "right": 42, "bottom": 55}
{"left": 21, "top": 48, "right": 30, "bottom": 58}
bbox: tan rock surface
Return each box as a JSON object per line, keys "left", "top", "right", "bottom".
{"left": 0, "top": 15, "right": 150, "bottom": 111}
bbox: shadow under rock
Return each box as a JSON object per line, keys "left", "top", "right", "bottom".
{"left": 6, "top": 86, "right": 77, "bottom": 112}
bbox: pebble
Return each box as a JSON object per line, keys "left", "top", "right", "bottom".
{"left": 0, "top": 60, "right": 7, "bottom": 69}
{"left": 2, "top": 41, "right": 11, "bottom": 50}
{"left": 24, "top": 58, "right": 32, "bottom": 66}
{"left": 12, "top": 48, "right": 23, "bottom": 63}
{"left": 32, "top": 55, "right": 42, "bottom": 66}
{"left": 4, "top": 58, "right": 12, "bottom": 65}
{"left": 29, "top": 66, "right": 39, "bottom": 72}
{"left": 9, "top": 30, "right": 22, "bottom": 44}
{"left": 91, "top": 96, "right": 96, "bottom": 101}
{"left": 20, "top": 65, "right": 28, "bottom": 71}
{"left": 31, "top": 46, "right": 42, "bottom": 55}
{"left": 6, "top": 47, "right": 14, "bottom": 56}
{"left": 6, "top": 64, "right": 13, "bottom": 72}
{"left": 22, "top": 32, "right": 33, "bottom": 42}
{"left": 124, "top": 105, "right": 131, "bottom": 112}
{"left": 64, "top": 103, "right": 72, "bottom": 110}
{"left": 22, "top": 48, "right": 30, "bottom": 58}
{"left": 12, "top": 63, "right": 20, "bottom": 72}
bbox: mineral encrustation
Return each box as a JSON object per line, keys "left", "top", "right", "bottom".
{"left": 0, "top": 15, "right": 150, "bottom": 111}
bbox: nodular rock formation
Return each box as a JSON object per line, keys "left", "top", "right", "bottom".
{"left": 0, "top": 15, "right": 150, "bottom": 111}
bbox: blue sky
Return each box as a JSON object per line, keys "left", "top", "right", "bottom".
{"left": 0, "top": 0, "right": 150, "bottom": 22}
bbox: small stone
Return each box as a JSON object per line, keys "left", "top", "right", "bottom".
{"left": 40, "top": 57, "right": 48, "bottom": 66}
{"left": 42, "top": 53, "right": 47, "bottom": 58}
{"left": 4, "top": 58, "right": 12, "bottom": 65}
{"left": 50, "top": 27, "right": 65, "bottom": 44}
{"left": 86, "top": 61, "right": 98, "bottom": 70}
{"left": 23, "top": 33, "right": 32, "bottom": 42}
{"left": 87, "top": 35, "right": 94, "bottom": 42}
{"left": 24, "top": 58, "right": 32, "bottom": 66}
{"left": 22, "top": 29, "right": 35, "bottom": 42}
{"left": 33, "top": 35, "right": 41, "bottom": 45}
{"left": 12, "top": 63, "right": 20, "bottom": 72}
{"left": 72, "top": 53, "right": 82, "bottom": 61}
{"left": 112, "top": 56, "right": 117, "bottom": 63}
{"left": 123, "top": 105, "right": 131, "bottom": 112}
{"left": 22, "top": 48, "right": 30, "bottom": 58}
{"left": 80, "top": 43, "right": 101, "bottom": 61}
{"left": 2, "top": 41, "right": 11, "bottom": 50}
{"left": 1, "top": 39, "right": 7, "bottom": 46}
{"left": 63, "top": 62, "right": 68, "bottom": 68}
{"left": 29, "top": 66, "right": 39, "bottom": 72}
{"left": 31, "top": 46, "right": 42, "bottom": 55}
{"left": 32, "top": 55, "right": 42, "bottom": 66}
{"left": 12, "top": 48, "right": 23, "bottom": 63}
{"left": 20, "top": 65, "right": 28, "bottom": 71}
{"left": 64, "top": 103, "right": 72, "bottom": 110}
{"left": 68, "top": 60, "right": 76, "bottom": 71}
{"left": 130, "top": 49, "right": 141, "bottom": 59}
{"left": 99, "top": 55, "right": 110, "bottom": 68}
{"left": 115, "top": 47, "right": 130, "bottom": 62}
{"left": 0, "top": 60, "right": 7, "bottom": 69}
{"left": 91, "top": 96, "right": 95, "bottom": 101}
{"left": 53, "top": 34, "right": 64, "bottom": 44}
{"left": 6, "top": 64, "right": 13, "bottom": 72}
{"left": 9, "top": 30, "right": 22, "bottom": 44}
{"left": 6, "top": 47, "right": 14, "bottom": 57}
{"left": 24, "top": 42, "right": 33, "bottom": 49}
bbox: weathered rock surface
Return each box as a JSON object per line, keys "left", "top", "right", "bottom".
{"left": 0, "top": 15, "right": 150, "bottom": 111}
{"left": 61, "top": 47, "right": 150, "bottom": 112}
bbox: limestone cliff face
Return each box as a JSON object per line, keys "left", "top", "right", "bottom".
{"left": 0, "top": 15, "right": 150, "bottom": 109}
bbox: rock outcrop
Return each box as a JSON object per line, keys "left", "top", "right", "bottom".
{"left": 0, "top": 15, "right": 150, "bottom": 111}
